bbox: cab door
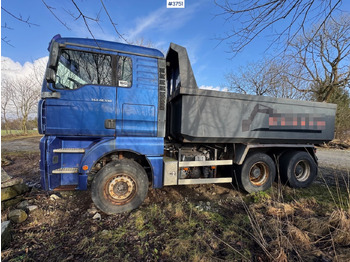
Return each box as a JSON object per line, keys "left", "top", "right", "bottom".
{"left": 39, "top": 49, "right": 117, "bottom": 137}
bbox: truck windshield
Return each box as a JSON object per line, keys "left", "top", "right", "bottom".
{"left": 55, "top": 49, "right": 112, "bottom": 89}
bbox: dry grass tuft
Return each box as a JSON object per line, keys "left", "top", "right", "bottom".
{"left": 174, "top": 202, "right": 185, "bottom": 218}
{"left": 287, "top": 225, "right": 312, "bottom": 250}
{"left": 294, "top": 217, "right": 329, "bottom": 237}
{"left": 272, "top": 248, "right": 288, "bottom": 262}
{"left": 292, "top": 197, "right": 317, "bottom": 216}
{"left": 162, "top": 239, "right": 191, "bottom": 259}
{"left": 266, "top": 203, "right": 294, "bottom": 217}
{"left": 329, "top": 209, "right": 350, "bottom": 246}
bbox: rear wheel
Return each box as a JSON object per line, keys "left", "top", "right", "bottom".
{"left": 279, "top": 151, "right": 317, "bottom": 188}
{"left": 91, "top": 159, "right": 148, "bottom": 214}
{"left": 235, "top": 152, "right": 276, "bottom": 193}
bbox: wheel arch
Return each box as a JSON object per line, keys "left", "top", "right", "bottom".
{"left": 277, "top": 147, "right": 317, "bottom": 165}
{"left": 234, "top": 143, "right": 317, "bottom": 165}
{"left": 80, "top": 145, "right": 154, "bottom": 187}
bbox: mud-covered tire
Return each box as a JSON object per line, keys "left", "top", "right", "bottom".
{"left": 279, "top": 151, "right": 317, "bottom": 188}
{"left": 235, "top": 152, "right": 276, "bottom": 193}
{"left": 91, "top": 159, "right": 148, "bottom": 214}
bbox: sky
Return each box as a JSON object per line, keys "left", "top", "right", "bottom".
{"left": 1, "top": 0, "right": 350, "bottom": 89}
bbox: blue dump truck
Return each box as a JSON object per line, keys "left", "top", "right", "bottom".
{"left": 39, "top": 35, "right": 337, "bottom": 214}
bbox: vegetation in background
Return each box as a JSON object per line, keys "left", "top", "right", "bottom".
{"left": 327, "top": 89, "right": 350, "bottom": 140}
{"left": 226, "top": 14, "right": 350, "bottom": 141}
{"left": 1, "top": 119, "right": 38, "bottom": 136}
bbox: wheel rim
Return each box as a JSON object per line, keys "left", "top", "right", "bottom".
{"left": 104, "top": 174, "right": 137, "bottom": 205}
{"left": 249, "top": 161, "right": 269, "bottom": 186}
{"left": 294, "top": 160, "right": 310, "bottom": 182}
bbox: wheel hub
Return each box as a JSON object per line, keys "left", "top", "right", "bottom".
{"left": 251, "top": 167, "right": 261, "bottom": 179}
{"left": 294, "top": 160, "right": 310, "bottom": 182}
{"left": 114, "top": 181, "right": 128, "bottom": 196}
{"left": 105, "top": 175, "right": 136, "bottom": 203}
{"left": 249, "top": 162, "right": 269, "bottom": 186}
{"left": 295, "top": 165, "right": 303, "bottom": 176}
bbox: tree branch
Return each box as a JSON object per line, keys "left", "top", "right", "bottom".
{"left": 41, "top": 0, "right": 71, "bottom": 30}
{"left": 100, "top": 0, "right": 128, "bottom": 43}
{"left": 1, "top": 7, "right": 39, "bottom": 27}
{"left": 215, "top": 0, "right": 344, "bottom": 55}
{"left": 70, "top": 0, "right": 99, "bottom": 43}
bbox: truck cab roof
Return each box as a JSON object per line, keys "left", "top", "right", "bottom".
{"left": 54, "top": 36, "right": 164, "bottom": 59}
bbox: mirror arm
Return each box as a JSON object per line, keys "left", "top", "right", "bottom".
{"left": 46, "top": 82, "right": 56, "bottom": 93}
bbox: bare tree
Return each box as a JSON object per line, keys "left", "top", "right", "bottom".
{"left": 31, "top": 57, "right": 48, "bottom": 86}
{"left": 215, "top": 0, "right": 344, "bottom": 54}
{"left": 2, "top": 57, "right": 45, "bottom": 133}
{"left": 9, "top": 75, "right": 41, "bottom": 134}
{"left": 226, "top": 58, "right": 306, "bottom": 99}
{"left": 1, "top": 79, "right": 14, "bottom": 134}
{"left": 226, "top": 60, "right": 273, "bottom": 95}
{"left": 130, "top": 37, "right": 166, "bottom": 53}
{"left": 286, "top": 15, "right": 350, "bottom": 102}
{"left": 277, "top": 14, "right": 350, "bottom": 139}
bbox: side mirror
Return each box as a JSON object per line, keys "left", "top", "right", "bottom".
{"left": 45, "top": 67, "right": 56, "bottom": 83}
{"left": 48, "top": 41, "right": 59, "bottom": 69}
{"left": 45, "top": 41, "right": 59, "bottom": 83}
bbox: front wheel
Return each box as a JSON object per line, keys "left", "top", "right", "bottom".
{"left": 91, "top": 159, "right": 149, "bottom": 214}
{"left": 279, "top": 151, "right": 317, "bottom": 188}
{"left": 235, "top": 152, "right": 276, "bottom": 193}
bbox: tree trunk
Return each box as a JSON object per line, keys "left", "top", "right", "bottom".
{"left": 22, "top": 117, "right": 28, "bottom": 134}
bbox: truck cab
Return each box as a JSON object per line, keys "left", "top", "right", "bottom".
{"left": 39, "top": 35, "right": 166, "bottom": 213}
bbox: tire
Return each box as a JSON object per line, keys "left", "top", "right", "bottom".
{"left": 279, "top": 151, "right": 317, "bottom": 188}
{"left": 235, "top": 152, "right": 276, "bottom": 193}
{"left": 91, "top": 159, "right": 149, "bottom": 214}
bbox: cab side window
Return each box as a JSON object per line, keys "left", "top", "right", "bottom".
{"left": 117, "top": 56, "right": 132, "bottom": 87}
{"left": 55, "top": 49, "right": 112, "bottom": 89}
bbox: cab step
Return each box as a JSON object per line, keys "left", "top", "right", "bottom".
{"left": 52, "top": 168, "right": 79, "bottom": 174}
{"left": 53, "top": 148, "right": 85, "bottom": 153}
{"left": 53, "top": 185, "right": 77, "bottom": 191}
{"left": 178, "top": 177, "right": 232, "bottom": 185}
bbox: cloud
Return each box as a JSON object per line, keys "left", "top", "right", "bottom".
{"left": 199, "top": 85, "right": 230, "bottom": 92}
{"left": 2, "top": 56, "right": 48, "bottom": 81}
{"left": 1, "top": 56, "right": 48, "bottom": 120}
{"left": 199, "top": 85, "right": 221, "bottom": 91}
{"left": 127, "top": 8, "right": 166, "bottom": 40}
{"left": 1, "top": 57, "right": 23, "bottom": 76}
{"left": 127, "top": 3, "right": 201, "bottom": 41}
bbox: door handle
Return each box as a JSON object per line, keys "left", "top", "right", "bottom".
{"left": 105, "top": 119, "right": 116, "bottom": 129}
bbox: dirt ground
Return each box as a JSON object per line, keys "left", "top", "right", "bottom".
{"left": 2, "top": 136, "right": 41, "bottom": 188}
{"left": 2, "top": 136, "right": 40, "bottom": 154}
{"left": 1, "top": 136, "right": 350, "bottom": 261}
{"left": 317, "top": 147, "right": 350, "bottom": 170}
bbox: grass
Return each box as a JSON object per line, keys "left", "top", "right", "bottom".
{"left": 1, "top": 130, "right": 38, "bottom": 136}
{"left": 2, "top": 151, "right": 349, "bottom": 261}
{"left": 4, "top": 180, "right": 349, "bottom": 261}
{"left": 238, "top": 166, "right": 350, "bottom": 261}
{"left": 1, "top": 130, "right": 41, "bottom": 143}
